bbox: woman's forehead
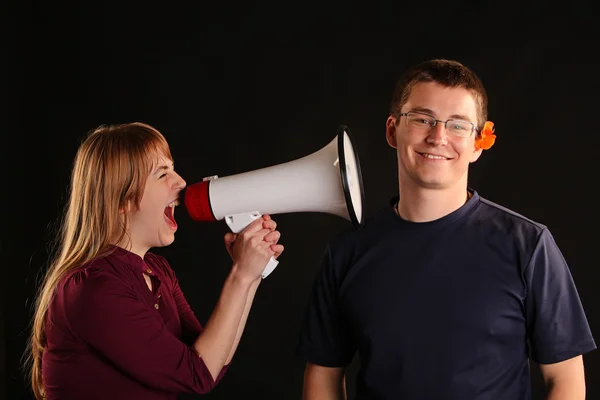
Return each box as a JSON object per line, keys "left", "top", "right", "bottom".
{"left": 148, "top": 150, "right": 173, "bottom": 169}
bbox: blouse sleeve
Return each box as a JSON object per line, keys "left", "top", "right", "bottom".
{"left": 160, "top": 256, "right": 231, "bottom": 381}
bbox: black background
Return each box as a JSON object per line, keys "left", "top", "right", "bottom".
{"left": 5, "top": 1, "right": 599, "bottom": 399}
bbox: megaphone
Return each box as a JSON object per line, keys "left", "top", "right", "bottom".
{"left": 184, "top": 125, "right": 364, "bottom": 279}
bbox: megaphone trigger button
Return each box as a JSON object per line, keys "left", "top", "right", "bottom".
{"left": 202, "top": 175, "right": 219, "bottom": 182}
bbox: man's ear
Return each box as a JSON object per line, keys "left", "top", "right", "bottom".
{"left": 386, "top": 116, "right": 398, "bottom": 149}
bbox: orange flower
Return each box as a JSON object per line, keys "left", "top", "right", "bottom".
{"left": 475, "top": 121, "right": 496, "bottom": 150}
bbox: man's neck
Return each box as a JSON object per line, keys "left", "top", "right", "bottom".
{"left": 396, "top": 184, "right": 470, "bottom": 223}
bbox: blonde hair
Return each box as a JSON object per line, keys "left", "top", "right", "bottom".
{"left": 26, "top": 122, "right": 172, "bottom": 399}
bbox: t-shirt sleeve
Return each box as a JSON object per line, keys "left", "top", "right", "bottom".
{"left": 64, "top": 268, "right": 225, "bottom": 394}
{"left": 524, "top": 229, "right": 596, "bottom": 364}
{"left": 296, "top": 245, "right": 357, "bottom": 367}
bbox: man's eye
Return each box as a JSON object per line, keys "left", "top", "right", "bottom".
{"left": 159, "top": 173, "right": 167, "bottom": 179}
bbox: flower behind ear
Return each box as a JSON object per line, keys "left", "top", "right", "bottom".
{"left": 475, "top": 121, "right": 496, "bottom": 150}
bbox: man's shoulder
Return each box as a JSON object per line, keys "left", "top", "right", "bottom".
{"left": 478, "top": 196, "right": 545, "bottom": 226}
{"left": 329, "top": 203, "right": 394, "bottom": 248}
{"left": 475, "top": 195, "right": 547, "bottom": 231}
{"left": 472, "top": 194, "right": 551, "bottom": 251}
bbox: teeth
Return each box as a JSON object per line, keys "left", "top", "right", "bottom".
{"left": 168, "top": 200, "right": 180, "bottom": 208}
{"left": 422, "top": 153, "right": 447, "bottom": 160}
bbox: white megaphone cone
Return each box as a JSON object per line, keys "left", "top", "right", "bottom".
{"left": 185, "top": 125, "right": 364, "bottom": 279}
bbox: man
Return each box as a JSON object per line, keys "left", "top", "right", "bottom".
{"left": 297, "top": 59, "right": 596, "bottom": 399}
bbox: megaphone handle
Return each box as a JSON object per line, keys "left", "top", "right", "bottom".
{"left": 225, "top": 211, "right": 279, "bottom": 279}
{"left": 262, "top": 257, "right": 279, "bottom": 279}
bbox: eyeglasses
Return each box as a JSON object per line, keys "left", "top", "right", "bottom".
{"left": 398, "top": 111, "right": 478, "bottom": 138}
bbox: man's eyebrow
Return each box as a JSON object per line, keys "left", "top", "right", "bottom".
{"left": 409, "top": 107, "right": 473, "bottom": 122}
{"left": 409, "top": 107, "right": 435, "bottom": 115}
{"left": 448, "top": 113, "right": 473, "bottom": 122}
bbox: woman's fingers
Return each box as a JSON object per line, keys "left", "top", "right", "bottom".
{"left": 270, "top": 244, "right": 284, "bottom": 259}
{"left": 262, "top": 218, "right": 277, "bottom": 231}
{"left": 263, "top": 230, "right": 281, "bottom": 244}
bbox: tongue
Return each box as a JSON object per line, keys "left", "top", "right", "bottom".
{"left": 164, "top": 207, "right": 177, "bottom": 227}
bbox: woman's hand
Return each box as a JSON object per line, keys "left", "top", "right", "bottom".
{"left": 223, "top": 215, "right": 284, "bottom": 281}
{"left": 260, "top": 214, "right": 284, "bottom": 259}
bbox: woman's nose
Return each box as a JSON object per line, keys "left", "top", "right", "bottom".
{"left": 174, "top": 173, "right": 186, "bottom": 190}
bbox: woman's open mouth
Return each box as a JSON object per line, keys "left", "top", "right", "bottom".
{"left": 164, "top": 199, "right": 179, "bottom": 229}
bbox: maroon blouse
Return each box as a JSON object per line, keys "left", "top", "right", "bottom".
{"left": 42, "top": 246, "right": 229, "bottom": 399}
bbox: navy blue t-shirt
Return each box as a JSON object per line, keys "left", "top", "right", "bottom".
{"left": 297, "top": 190, "right": 596, "bottom": 399}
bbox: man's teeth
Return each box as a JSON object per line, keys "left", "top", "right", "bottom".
{"left": 422, "top": 153, "right": 447, "bottom": 160}
{"left": 168, "top": 200, "right": 180, "bottom": 208}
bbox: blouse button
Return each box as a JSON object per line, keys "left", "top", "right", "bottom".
{"left": 154, "top": 304, "right": 159, "bottom": 309}
{"left": 146, "top": 269, "right": 152, "bottom": 274}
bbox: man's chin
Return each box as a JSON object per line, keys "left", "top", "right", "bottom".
{"left": 413, "top": 177, "right": 450, "bottom": 190}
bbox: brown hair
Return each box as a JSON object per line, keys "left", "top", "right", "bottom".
{"left": 389, "top": 59, "right": 488, "bottom": 131}
{"left": 26, "top": 122, "right": 172, "bottom": 399}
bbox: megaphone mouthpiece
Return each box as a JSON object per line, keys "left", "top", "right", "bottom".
{"left": 185, "top": 180, "right": 216, "bottom": 222}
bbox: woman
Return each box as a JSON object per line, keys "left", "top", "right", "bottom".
{"left": 27, "top": 122, "right": 284, "bottom": 399}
